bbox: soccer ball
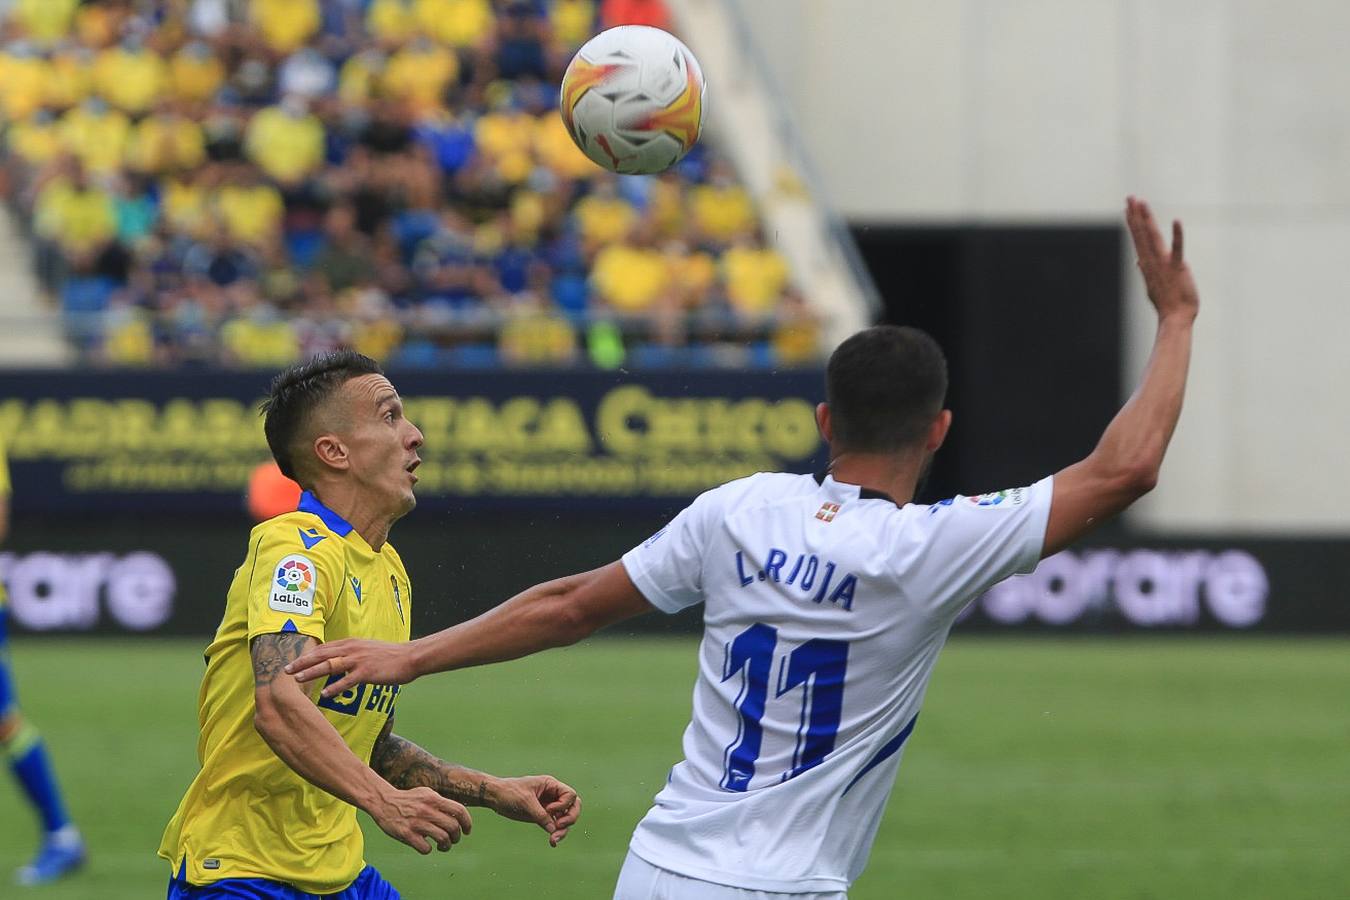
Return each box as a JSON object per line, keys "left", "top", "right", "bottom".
{"left": 559, "top": 25, "right": 706, "bottom": 175}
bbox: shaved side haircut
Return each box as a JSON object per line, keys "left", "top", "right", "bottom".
{"left": 260, "top": 351, "right": 383, "bottom": 485}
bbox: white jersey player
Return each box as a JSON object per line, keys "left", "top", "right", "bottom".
{"left": 613, "top": 469, "right": 1053, "bottom": 895}
{"left": 287, "top": 196, "right": 1200, "bottom": 898}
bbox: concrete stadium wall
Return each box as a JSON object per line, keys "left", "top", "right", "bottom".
{"left": 739, "top": 0, "right": 1348, "bottom": 533}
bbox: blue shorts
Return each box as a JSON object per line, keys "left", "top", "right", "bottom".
{"left": 167, "top": 862, "right": 400, "bottom": 899}
{"left": 0, "top": 607, "right": 15, "bottom": 718}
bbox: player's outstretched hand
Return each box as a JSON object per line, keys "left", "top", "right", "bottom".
{"left": 486, "top": 775, "right": 582, "bottom": 847}
{"left": 1126, "top": 196, "right": 1199, "bottom": 323}
{"left": 286, "top": 638, "right": 414, "bottom": 698}
{"left": 372, "top": 785, "right": 473, "bottom": 855}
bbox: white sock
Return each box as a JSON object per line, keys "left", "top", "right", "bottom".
{"left": 48, "top": 824, "right": 81, "bottom": 847}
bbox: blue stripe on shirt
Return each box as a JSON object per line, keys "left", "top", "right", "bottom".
{"left": 841, "top": 713, "right": 919, "bottom": 797}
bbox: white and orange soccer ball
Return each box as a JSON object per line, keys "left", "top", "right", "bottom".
{"left": 559, "top": 25, "right": 706, "bottom": 175}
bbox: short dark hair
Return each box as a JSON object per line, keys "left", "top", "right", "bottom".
{"left": 261, "top": 350, "right": 384, "bottom": 483}
{"left": 825, "top": 325, "right": 948, "bottom": 452}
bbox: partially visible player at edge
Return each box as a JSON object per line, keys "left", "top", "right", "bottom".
{"left": 288, "top": 198, "right": 1199, "bottom": 899}
{"left": 159, "top": 352, "right": 581, "bottom": 899}
{"left": 0, "top": 437, "right": 87, "bottom": 886}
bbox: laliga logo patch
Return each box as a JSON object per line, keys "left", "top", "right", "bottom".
{"left": 270, "top": 554, "right": 317, "bottom": 616}
{"left": 968, "top": 488, "right": 1027, "bottom": 508}
{"left": 276, "top": 559, "right": 314, "bottom": 593}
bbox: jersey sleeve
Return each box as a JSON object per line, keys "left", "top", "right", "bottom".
{"left": 621, "top": 487, "right": 724, "bottom": 614}
{"left": 906, "top": 476, "right": 1053, "bottom": 617}
{"left": 245, "top": 524, "right": 344, "bottom": 644}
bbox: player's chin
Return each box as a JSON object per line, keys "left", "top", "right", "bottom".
{"left": 393, "top": 481, "right": 418, "bottom": 515}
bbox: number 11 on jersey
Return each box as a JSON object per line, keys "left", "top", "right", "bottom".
{"left": 720, "top": 623, "right": 849, "bottom": 792}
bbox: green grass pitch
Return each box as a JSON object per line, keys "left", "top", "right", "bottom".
{"left": 0, "top": 637, "right": 1345, "bottom": 899}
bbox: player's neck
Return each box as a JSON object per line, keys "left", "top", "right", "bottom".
{"left": 348, "top": 514, "right": 394, "bottom": 552}
{"left": 308, "top": 483, "right": 398, "bottom": 551}
{"left": 826, "top": 450, "right": 925, "bottom": 506}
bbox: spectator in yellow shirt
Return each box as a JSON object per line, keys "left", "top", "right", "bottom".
{"left": 93, "top": 34, "right": 168, "bottom": 115}
{"left": 126, "top": 102, "right": 207, "bottom": 176}
{"left": 647, "top": 172, "right": 687, "bottom": 238}
{"left": 500, "top": 305, "right": 578, "bottom": 365}
{"left": 220, "top": 305, "right": 300, "bottom": 367}
{"left": 477, "top": 95, "right": 534, "bottom": 159}
{"left": 250, "top": 0, "right": 321, "bottom": 56}
{"left": 0, "top": 46, "right": 49, "bottom": 121}
{"left": 365, "top": 0, "right": 416, "bottom": 45}
{"left": 721, "top": 236, "right": 791, "bottom": 318}
{"left": 212, "top": 165, "right": 285, "bottom": 248}
{"left": 662, "top": 239, "right": 716, "bottom": 309}
{"left": 770, "top": 289, "right": 820, "bottom": 365}
{"left": 7, "top": 111, "right": 64, "bottom": 168}
{"left": 72, "top": 2, "right": 126, "bottom": 49}
{"left": 690, "top": 160, "right": 757, "bottom": 244}
{"left": 475, "top": 99, "right": 536, "bottom": 184}
{"left": 34, "top": 165, "right": 117, "bottom": 261}
{"left": 414, "top": 0, "right": 495, "bottom": 49}
{"left": 13, "top": 0, "right": 80, "bottom": 46}
{"left": 551, "top": 0, "right": 597, "bottom": 48}
{"left": 590, "top": 234, "right": 668, "bottom": 313}
{"left": 58, "top": 97, "right": 132, "bottom": 176}
{"left": 533, "top": 113, "right": 593, "bottom": 179}
{"left": 101, "top": 303, "right": 157, "bottom": 366}
{"left": 382, "top": 37, "right": 458, "bottom": 114}
{"left": 338, "top": 48, "right": 386, "bottom": 106}
{"left": 160, "top": 174, "right": 212, "bottom": 240}
{"left": 44, "top": 46, "right": 95, "bottom": 111}
{"left": 345, "top": 288, "right": 404, "bottom": 362}
{"left": 168, "top": 41, "right": 226, "bottom": 105}
{"left": 572, "top": 179, "right": 638, "bottom": 251}
{"left": 104, "top": 316, "right": 157, "bottom": 365}
{"left": 245, "top": 95, "right": 325, "bottom": 186}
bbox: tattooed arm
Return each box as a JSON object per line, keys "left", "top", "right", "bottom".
{"left": 371, "top": 716, "right": 582, "bottom": 847}
{"left": 251, "top": 633, "right": 472, "bottom": 854}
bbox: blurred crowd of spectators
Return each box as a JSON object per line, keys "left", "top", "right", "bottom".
{"left": 0, "top": 0, "right": 817, "bottom": 368}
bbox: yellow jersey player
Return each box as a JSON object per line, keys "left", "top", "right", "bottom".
{"left": 159, "top": 351, "right": 581, "bottom": 899}
{"left": 0, "top": 437, "right": 87, "bottom": 886}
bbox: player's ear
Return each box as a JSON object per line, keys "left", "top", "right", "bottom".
{"left": 815, "top": 402, "right": 833, "bottom": 443}
{"left": 925, "top": 410, "right": 952, "bottom": 453}
{"left": 313, "top": 433, "right": 350, "bottom": 472}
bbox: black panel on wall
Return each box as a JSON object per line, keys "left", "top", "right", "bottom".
{"left": 850, "top": 225, "right": 1122, "bottom": 502}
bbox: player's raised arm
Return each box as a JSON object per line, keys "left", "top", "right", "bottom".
{"left": 288, "top": 561, "right": 654, "bottom": 696}
{"left": 250, "top": 632, "right": 472, "bottom": 855}
{"left": 1042, "top": 197, "right": 1199, "bottom": 556}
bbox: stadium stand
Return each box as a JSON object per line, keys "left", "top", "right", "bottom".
{"left": 0, "top": 0, "right": 818, "bottom": 369}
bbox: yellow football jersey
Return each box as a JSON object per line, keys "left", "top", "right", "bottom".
{"left": 158, "top": 491, "right": 412, "bottom": 893}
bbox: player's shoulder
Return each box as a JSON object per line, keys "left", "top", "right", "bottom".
{"left": 247, "top": 510, "right": 348, "bottom": 564}
{"left": 889, "top": 478, "right": 1054, "bottom": 551}
{"left": 920, "top": 479, "right": 1051, "bottom": 520}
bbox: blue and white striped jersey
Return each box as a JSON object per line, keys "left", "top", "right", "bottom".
{"left": 620, "top": 471, "right": 1053, "bottom": 894}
